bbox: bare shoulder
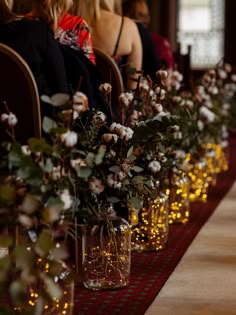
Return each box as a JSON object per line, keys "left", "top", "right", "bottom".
{"left": 123, "top": 16, "right": 139, "bottom": 34}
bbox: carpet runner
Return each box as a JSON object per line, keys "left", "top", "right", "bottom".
{"left": 74, "top": 133, "right": 236, "bottom": 315}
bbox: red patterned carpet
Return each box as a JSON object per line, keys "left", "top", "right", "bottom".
{"left": 74, "top": 133, "right": 236, "bottom": 315}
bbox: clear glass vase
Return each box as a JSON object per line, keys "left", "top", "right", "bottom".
{"left": 208, "top": 143, "right": 229, "bottom": 173}
{"left": 165, "top": 170, "right": 190, "bottom": 224}
{"left": 129, "top": 191, "right": 169, "bottom": 251}
{"left": 13, "top": 263, "right": 74, "bottom": 315}
{"left": 82, "top": 210, "right": 131, "bottom": 290}
{"left": 186, "top": 154, "right": 209, "bottom": 203}
{"left": 204, "top": 145, "right": 218, "bottom": 187}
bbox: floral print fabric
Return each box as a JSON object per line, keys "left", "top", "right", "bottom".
{"left": 57, "top": 14, "right": 95, "bottom": 64}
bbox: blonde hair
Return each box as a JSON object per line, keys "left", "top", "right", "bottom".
{"left": 75, "top": 0, "right": 115, "bottom": 26}
{"left": 32, "top": 0, "right": 71, "bottom": 30}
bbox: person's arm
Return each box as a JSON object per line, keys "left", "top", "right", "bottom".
{"left": 124, "top": 17, "right": 143, "bottom": 90}
{"left": 45, "top": 27, "right": 68, "bottom": 94}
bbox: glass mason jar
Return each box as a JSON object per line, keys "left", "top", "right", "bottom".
{"left": 129, "top": 190, "right": 169, "bottom": 252}
{"left": 208, "top": 142, "right": 229, "bottom": 173}
{"left": 14, "top": 262, "right": 74, "bottom": 315}
{"left": 203, "top": 145, "right": 218, "bottom": 187}
{"left": 186, "top": 154, "right": 209, "bottom": 203}
{"left": 82, "top": 208, "right": 131, "bottom": 290}
{"left": 165, "top": 170, "right": 190, "bottom": 224}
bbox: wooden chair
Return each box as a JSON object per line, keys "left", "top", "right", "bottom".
{"left": 94, "top": 47, "right": 124, "bottom": 122}
{"left": 0, "top": 43, "right": 41, "bottom": 143}
{"left": 174, "top": 42, "right": 192, "bottom": 89}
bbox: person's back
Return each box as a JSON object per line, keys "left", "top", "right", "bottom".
{"left": 122, "top": 0, "right": 174, "bottom": 70}
{"left": 0, "top": 4, "right": 68, "bottom": 96}
{"left": 76, "top": 1, "right": 142, "bottom": 91}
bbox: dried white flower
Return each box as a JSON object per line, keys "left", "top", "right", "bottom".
{"left": 99, "top": 83, "right": 112, "bottom": 94}
{"left": 102, "top": 133, "right": 118, "bottom": 144}
{"left": 21, "top": 145, "right": 31, "bottom": 156}
{"left": 199, "top": 106, "right": 215, "bottom": 123}
{"left": 60, "top": 189, "right": 72, "bottom": 210}
{"left": 61, "top": 130, "right": 78, "bottom": 147}
{"left": 92, "top": 111, "right": 107, "bottom": 126}
{"left": 72, "top": 91, "right": 89, "bottom": 113}
{"left": 89, "top": 178, "right": 104, "bottom": 194}
{"left": 119, "top": 92, "right": 134, "bottom": 107}
{"left": 7, "top": 112, "right": 17, "bottom": 127}
{"left": 0, "top": 113, "right": 9, "bottom": 122}
{"left": 148, "top": 160, "right": 161, "bottom": 174}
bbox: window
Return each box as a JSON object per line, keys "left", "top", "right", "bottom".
{"left": 177, "top": 0, "right": 225, "bottom": 69}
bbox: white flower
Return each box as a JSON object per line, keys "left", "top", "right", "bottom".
{"left": 199, "top": 106, "right": 215, "bottom": 123}
{"left": 60, "top": 189, "right": 72, "bottom": 210}
{"left": 231, "top": 74, "right": 236, "bottom": 82}
{"left": 99, "top": 83, "right": 112, "bottom": 94}
{"left": 156, "top": 70, "right": 168, "bottom": 80}
{"left": 72, "top": 91, "right": 89, "bottom": 113}
{"left": 152, "top": 103, "right": 163, "bottom": 113}
{"left": 185, "top": 100, "right": 194, "bottom": 109}
{"left": 0, "top": 113, "right": 9, "bottom": 122}
{"left": 148, "top": 160, "right": 161, "bottom": 174}
{"left": 18, "top": 214, "right": 34, "bottom": 229}
{"left": 70, "top": 158, "right": 86, "bottom": 169}
{"left": 92, "top": 111, "right": 107, "bottom": 126}
{"left": 7, "top": 112, "right": 17, "bottom": 127}
{"left": 102, "top": 133, "right": 118, "bottom": 144}
{"left": 52, "top": 165, "right": 65, "bottom": 181}
{"left": 89, "top": 178, "right": 104, "bottom": 194}
{"left": 197, "top": 120, "right": 204, "bottom": 131}
{"left": 170, "top": 125, "right": 180, "bottom": 133}
{"left": 21, "top": 145, "right": 31, "bottom": 156}
{"left": 106, "top": 174, "right": 122, "bottom": 189}
{"left": 119, "top": 92, "right": 134, "bottom": 107}
{"left": 61, "top": 130, "right": 78, "bottom": 147}
{"left": 218, "top": 69, "right": 227, "bottom": 80}
{"left": 175, "top": 150, "right": 186, "bottom": 160}
{"left": 172, "top": 96, "right": 182, "bottom": 104}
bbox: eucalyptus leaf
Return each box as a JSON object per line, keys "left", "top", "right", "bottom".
{"left": 132, "top": 166, "right": 144, "bottom": 172}
{"left": 42, "top": 116, "right": 58, "bottom": 134}
{"left": 28, "top": 138, "right": 53, "bottom": 155}
{"left": 0, "top": 183, "right": 16, "bottom": 206}
{"left": 44, "top": 276, "right": 63, "bottom": 300}
{"left": 78, "top": 166, "right": 92, "bottom": 178}
{"left": 129, "top": 196, "right": 143, "bottom": 210}
{"left": 95, "top": 145, "right": 106, "bottom": 165}
{"left": 85, "top": 152, "right": 95, "bottom": 167}
{"left": 109, "top": 165, "right": 121, "bottom": 172}
{"left": 127, "top": 146, "right": 133, "bottom": 158}
{"left": 35, "top": 230, "right": 53, "bottom": 257}
{"left": 106, "top": 197, "right": 120, "bottom": 203}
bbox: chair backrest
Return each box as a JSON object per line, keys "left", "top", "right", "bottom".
{"left": 93, "top": 47, "right": 124, "bottom": 122}
{"left": 0, "top": 43, "right": 41, "bottom": 143}
{"left": 174, "top": 42, "right": 192, "bottom": 89}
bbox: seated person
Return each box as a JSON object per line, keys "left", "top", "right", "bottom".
{"left": 123, "top": 0, "right": 175, "bottom": 70}
{"left": 0, "top": 0, "right": 68, "bottom": 96}
{"left": 122, "top": 0, "right": 161, "bottom": 78}
{"left": 24, "top": 0, "right": 95, "bottom": 64}
{"left": 75, "top": 0, "right": 143, "bottom": 91}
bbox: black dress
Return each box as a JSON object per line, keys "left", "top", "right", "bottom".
{"left": 0, "top": 18, "right": 68, "bottom": 96}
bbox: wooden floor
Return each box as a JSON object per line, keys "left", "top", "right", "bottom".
{"left": 145, "top": 181, "right": 236, "bottom": 315}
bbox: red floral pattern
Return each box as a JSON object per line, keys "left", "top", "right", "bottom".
{"left": 57, "top": 14, "right": 95, "bottom": 64}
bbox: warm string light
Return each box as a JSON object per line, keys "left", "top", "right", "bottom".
{"left": 83, "top": 218, "right": 131, "bottom": 290}
{"left": 207, "top": 143, "right": 229, "bottom": 173}
{"left": 15, "top": 261, "right": 74, "bottom": 315}
{"left": 186, "top": 154, "right": 209, "bottom": 203}
{"left": 166, "top": 171, "right": 190, "bottom": 224}
{"left": 203, "top": 145, "right": 218, "bottom": 186}
{"left": 129, "top": 193, "right": 169, "bottom": 252}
